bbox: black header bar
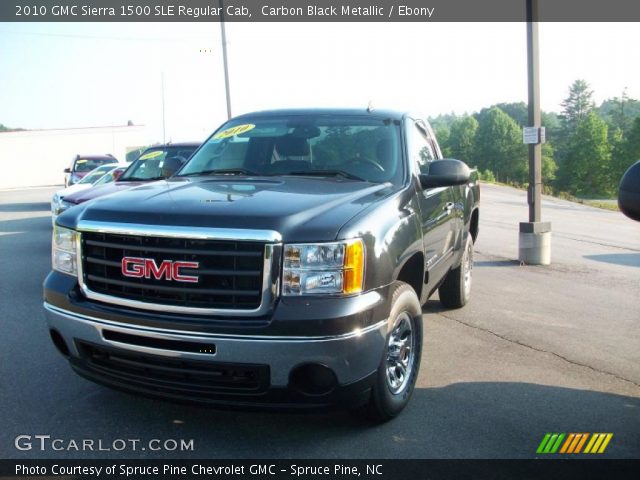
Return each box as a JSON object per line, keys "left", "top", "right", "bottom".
{"left": 2, "top": 0, "right": 640, "bottom": 22}
{"left": 2, "top": 459, "right": 640, "bottom": 480}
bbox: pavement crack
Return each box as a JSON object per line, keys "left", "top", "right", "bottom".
{"left": 551, "top": 233, "right": 640, "bottom": 253}
{"left": 479, "top": 220, "right": 639, "bottom": 252}
{"left": 434, "top": 311, "right": 640, "bottom": 389}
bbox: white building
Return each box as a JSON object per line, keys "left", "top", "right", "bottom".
{"left": 0, "top": 124, "right": 148, "bottom": 189}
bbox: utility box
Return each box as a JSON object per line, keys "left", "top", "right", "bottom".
{"left": 519, "top": 221, "right": 551, "bottom": 265}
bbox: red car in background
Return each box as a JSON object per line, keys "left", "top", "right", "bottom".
{"left": 52, "top": 165, "right": 127, "bottom": 221}
{"left": 61, "top": 142, "right": 200, "bottom": 208}
{"left": 64, "top": 154, "right": 119, "bottom": 186}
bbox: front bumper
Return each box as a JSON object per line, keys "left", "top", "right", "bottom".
{"left": 44, "top": 300, "right": 388, "bottom": 408}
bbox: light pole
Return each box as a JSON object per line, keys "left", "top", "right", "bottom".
{"left": 519, "top": 0, "right": 551, "bottom": 265}
{"left": 219, "top": 0, "right": 232, "bottom": 119}
{"left": 161, "top": 71, "right": 166, "bottom": 143}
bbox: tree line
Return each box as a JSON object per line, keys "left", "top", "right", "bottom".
{"left": 430, "top": 80, "right": 640, "bottom": 198}
{"left": 0, "top": 124, "right": 25, "bottom": 132}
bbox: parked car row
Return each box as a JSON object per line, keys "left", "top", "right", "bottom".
{"left": 52, "top": 163, "right": 125, "bottom": 222}
{"left": 51, "top": 142, "right": 200, "bottom": 221}
{"left": 63, "top": 154, "right": 119, "bottom": 187}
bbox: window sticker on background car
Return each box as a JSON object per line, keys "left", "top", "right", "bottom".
{"left": 213, "top": 124, "right": 255, "bottom": 140}
{"left": 138, "top": 150, "right": 164, "bottom": 161}
{"left": 76, "top": 159, "right": 87, "bottom": 164}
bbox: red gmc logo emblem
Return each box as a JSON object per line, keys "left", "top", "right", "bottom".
{"left": 121, "top": 257, "right": 200, "bottom": 283}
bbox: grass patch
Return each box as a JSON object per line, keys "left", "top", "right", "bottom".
{"left": 580, "top": 200, "right": 620, "bottom": 212}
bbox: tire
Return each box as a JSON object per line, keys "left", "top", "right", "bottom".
{"left": 363, "top": 281, "right": 423, "bottom": 422}
{"left": 438, "top": 233, "right": 474, "bottom": 309}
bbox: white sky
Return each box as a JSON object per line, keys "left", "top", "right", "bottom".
{"left": 0, "top": 22, "right": 638, "bottom": 143}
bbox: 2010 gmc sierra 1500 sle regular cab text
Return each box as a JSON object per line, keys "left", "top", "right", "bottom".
{"left": 44, "top": 109, "right": 480, "bottom": 421}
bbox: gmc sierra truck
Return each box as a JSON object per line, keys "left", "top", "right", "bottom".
{"left": 44, "top": 109, "right": 480, "bottom": 420}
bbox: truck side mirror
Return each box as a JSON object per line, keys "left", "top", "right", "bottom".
{"left": 64, "top": 167, "right": 71, "bottom": 173}
{"left": 618, "top": 160, "right": 640, "bottom": 222}
{"left": 419, "top": 159, "right": 471, "bottom": 189}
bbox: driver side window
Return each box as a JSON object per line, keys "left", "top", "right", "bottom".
{"left": 406, "top": 121, "right": 435, "bottom": 175}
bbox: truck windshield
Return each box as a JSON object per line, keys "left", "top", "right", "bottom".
{"left": 77, "top": 165, "right": 116, "bottom": 185}
{"left": 94, "top": 167, "right": 125, "bottom": 186}
{"left": 119, "top": 146, "right": 196, "bottom": 181}
{"left": 178, "top": 115, "right": 403, "bottom": 184}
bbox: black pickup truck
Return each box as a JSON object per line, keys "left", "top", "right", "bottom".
{"left": 44, "top": 109, "right": 480, "bottom": 420}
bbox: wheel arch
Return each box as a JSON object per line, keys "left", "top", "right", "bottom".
{"left": 469, "top": 208, "right": 479, "bottom": 243}
{"left": 394, "top": 251, "right": 424, "bottom": 301}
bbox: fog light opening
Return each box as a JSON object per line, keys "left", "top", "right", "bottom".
{"left": 289, "top": 363, "right": 337, "bottom": 396}
{"left": 49, "top": 329, "right": 70, "bottom": 358}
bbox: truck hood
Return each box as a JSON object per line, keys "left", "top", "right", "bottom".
{"left": 61, "top": 176, "right": 397, "bottom": 242}
{"left": 65, "top": 181, "right": 145, "bottom": 204}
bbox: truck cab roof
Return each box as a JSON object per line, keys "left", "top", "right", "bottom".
{"left": 232, "top": 108, "right": 408, "bottom": 121}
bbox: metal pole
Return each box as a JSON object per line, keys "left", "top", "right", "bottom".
{"left": 519, "top": 0, "right": 551, "bottom": 265}
{"left": 526, "top": 0, "right": 541, "bottom": 222}
{"left": 161, "top": 71, "right": 166, "bottom": 144}
{"left": 219, "top": 0, "right": 232, "bottom": 119}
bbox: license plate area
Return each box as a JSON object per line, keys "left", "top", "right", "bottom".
{"left": 102, "top": 329, "right": 216, "bottom": 355}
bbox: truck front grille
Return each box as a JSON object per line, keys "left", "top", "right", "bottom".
{"left": 81, "top": 232, "right": 265, "bottom": 311}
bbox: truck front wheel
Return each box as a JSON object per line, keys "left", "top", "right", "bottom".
{"left": 438, "top": 233, "right": 473, "bottom": 309}
{"left": 364, "top": 282, "right": 423, "bottom": 422}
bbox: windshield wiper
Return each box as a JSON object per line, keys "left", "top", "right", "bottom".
{"left": 286, "top": 170, "right": 367, "bottom": 181}
{"left": 179, "top": 168, "right": 260, "bottom": 177}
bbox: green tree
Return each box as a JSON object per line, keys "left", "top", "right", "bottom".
{"left": 0, "top": 123, "right": 24, "bottom": 132}
{"left": 491, "top": 103, "right": 560, "bottom": 154}
{"left": 448, "top": 116, "right": 478, "bottom": 164}
{"left": 561, "top": 111, "right": 612, "bottom": 196}
{"left": 541, "top": 142, "right": 558, "bottom": 183}
{"left": 433, "top": 125, "right": 452, "bottom": 158}
{"left": 491, "top": 104, "right": 559, "bottom": 186}
{"left": 494, "top": 102, "right": 528, "bottom": 126}
{"left": 473, "top": 107, "right": 527, "bottom": 183}
{"left": 554, "top": 80, "right": 596, "bottom": 190}
{"left": 610, "top": 116, "right": 640, "bottom": 187}
{"left": 428, "top": 112, "right": 459, "bottom": 131}
{"left": 490, "top": 103, "right": 558, "bottom": 137}
{"left": 541, "top": 111, "right": 561, "bottom": 144}
{"left": 598, "top": 89, "right": 640, "bottom": 138}
{"left": 608, "top": 127, "right": 625, "bottom": 185}
{"left": 560, "top": 80, "right": 595, "bottom": 132}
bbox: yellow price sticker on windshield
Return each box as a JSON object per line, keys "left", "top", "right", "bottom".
{"left": 138, "top": 150, "right": 164, "bottom": 160}
{"left": 76, "top": 159, "right": 88, "bottom": 163}
{"left": 213, "top": 124, "right": 255, "bottom": 139}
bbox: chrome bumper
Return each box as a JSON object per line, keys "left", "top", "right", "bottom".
{"left": 44, "top": 303, "right": 388, "bottom": 387}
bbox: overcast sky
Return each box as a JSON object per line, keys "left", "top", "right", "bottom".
{"left": 0, "top": 22, "right": 638, "bottom": 143}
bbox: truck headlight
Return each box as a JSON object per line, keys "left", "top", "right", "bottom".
{"left": 282, "top": 239, "right": 364, "bottom": 295}
{"left": 52, "top": 225, "right": 79, "bottom": 276}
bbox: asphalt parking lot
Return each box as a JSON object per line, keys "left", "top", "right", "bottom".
{"left": 0, "top": 183, "right": 638, "bottom": 459}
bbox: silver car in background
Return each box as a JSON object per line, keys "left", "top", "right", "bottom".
{"left": 51, "top": 164, "right": 125, "bottom": 223}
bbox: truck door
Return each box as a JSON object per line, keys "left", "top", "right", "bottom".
{"left": 406, "top": 119, "right": 456, "bottom": 284}
{"left": 423, "top": 120, "right": 466, "bottom": 252}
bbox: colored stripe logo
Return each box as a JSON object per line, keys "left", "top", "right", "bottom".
{"left": 537, "top": 433, "right": 613, "bottom": 454}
